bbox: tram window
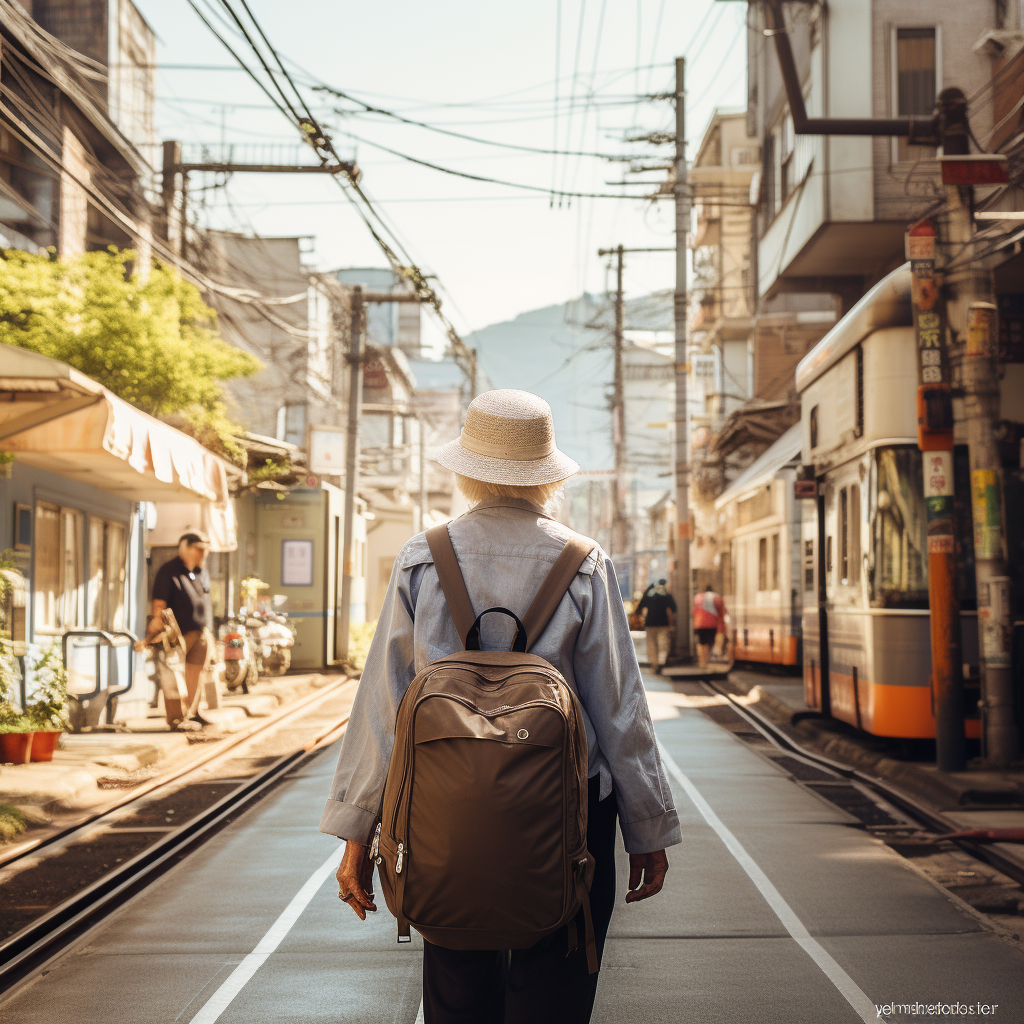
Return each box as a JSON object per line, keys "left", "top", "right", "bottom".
{"left": 871, "top": 446, "right": 928, "bottom": 607}
{"left": 850, "top": 484, "right": 861, "bottom": 585}
{"left": 809, "top": 405, "right": 819, "bottom": 449}
{"left": 758, "top": 537, "right": 768, "bottom": 591}
{"left": 839, "top": 488, "right": 849, "bottom": 583}
{"left": 804, "top": 540, "right": 814, "bottom": 590}
{"left": 826, "top": 535, "right": 833, "bottom": 576}
{"left": 771, "top": 533, "right": 780, "bottom": 590}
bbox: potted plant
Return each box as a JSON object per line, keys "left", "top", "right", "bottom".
{"left": 25, "top": 643, "right": 69, "bottom": 762}
{"left": 0, "top": 636, "right": 33, "bottom": 764}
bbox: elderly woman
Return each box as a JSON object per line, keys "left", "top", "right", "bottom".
{"left": 322, "top": 389, "right": 681, "bottom": 1024}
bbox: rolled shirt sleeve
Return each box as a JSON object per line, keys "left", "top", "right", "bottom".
{"left": 573, "top": 554, "right": 683, "bottom": 854}
{"left": 319, "top": 555, "right": 418, "bottom": 844}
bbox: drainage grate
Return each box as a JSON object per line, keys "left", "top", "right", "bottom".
{"left": 769, "top": 754, "right": 841, "bottom": 783}
{"left": 804, "top": 782, "right": 902, "bottom": 826}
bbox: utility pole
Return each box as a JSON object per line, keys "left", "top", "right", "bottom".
{"left": 672, "top": 54, "right": 692, "bottom": 661}
{"left": 963, "top": 302, "right": 1016, "bottom": 766}
{"left": 336, "top": 288, "right": 424, "bottom": 663}
{"left": 337, "top": 285, "right": 365, "bottom": 664}
{"left": 938, "top": 87, "right": 1016, "bottom": 767}
{"left": 597, "top": 244, "right": 627, "bottom": 562}
{"left": 418, "top": 414, "right": 428, "bottom": 533}
{"left": 597, "top": 243, "right": 674, "bottom": 578}
{"left": 908, "top": 215, "right": 965, "bottom": 772}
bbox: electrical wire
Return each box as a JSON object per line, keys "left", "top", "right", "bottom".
{"left": 332, "top": 125, "right": 655, "bottom": 200}
{"left": 315, "top": 90, "right": 636, "bottom": 159}
{"left": 200, "top": 0, "right": 480, "bottom": 378}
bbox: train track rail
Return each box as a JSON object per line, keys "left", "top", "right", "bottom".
{"left": 700, "top": 678, "right": 1024, "bottom": 889}
{"left": 0, "top": 704, "right": 349, "bottom": 998}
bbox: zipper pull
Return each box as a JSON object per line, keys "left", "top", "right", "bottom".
{"left": 369, "top": 823, "right": 381, "bottom": 861}
{"left": 396, "top": 842, "right": 404, "bottom": 874}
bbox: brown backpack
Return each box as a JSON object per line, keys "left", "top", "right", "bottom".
{"left": 372, "top": 523, "right": 599, "bottom": 972}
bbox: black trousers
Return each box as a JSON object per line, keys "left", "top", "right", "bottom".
{"left": 421, "top": 775, "right": 619, "bottom": 1024}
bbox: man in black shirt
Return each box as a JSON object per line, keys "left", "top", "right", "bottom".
{"left": 637, "top": 578, "right": 677, "bottom": 674}
{"left": 145, "top": 532, "right": 213, "bottom": 718}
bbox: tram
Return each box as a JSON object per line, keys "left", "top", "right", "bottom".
{"left": 716, "top": 423, "right": 803, "bottom": 667}
{"left": 719, "top": 263, "right": 1024, "bottom": 739}
{"left": 794, "top": 266, "right": 990, "bottom": 737}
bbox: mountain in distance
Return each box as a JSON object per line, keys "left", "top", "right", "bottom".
{"left": 465, "top": 291, "right": 672, "bottom": 474}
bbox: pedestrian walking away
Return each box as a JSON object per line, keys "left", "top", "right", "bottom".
{"left": 693, "top": 584, "right": 727, "bottom": 669}
{"left": 321, "top": 389, "right": 681, "bottom": 1024}
{"left": 636, "top": 578, "right": 676, "bottom": 674}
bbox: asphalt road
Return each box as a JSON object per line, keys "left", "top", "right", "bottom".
{"left": 2, "top": 673, "right": 1022, "bottom": 1024}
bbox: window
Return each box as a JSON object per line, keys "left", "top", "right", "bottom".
{"left": 870, "top": 447, "right": 928, "bottom": 607}
{"left": 893, "top": 27, "right": 937, "bottom": 163}
{"left": 804, "top": 540, "right": 814, "bottom": 591}
{"left": 849, "top": 484, "right": 861, "bottom": 585}
{"left": 758, "top": 537, "right": 768, "bottom": 591}
{"left": 809, "top": 405, "right": 819, "bottom": 449}
{"left": 840, "top": 488, "right": 849, "bottom": 583}
{"left": 34, "top": 503, "right": 83, "bottom": 635}
{"left": 87, "top": 517, "right": 128, "bottom": 630}
{"left": 771, "top": 533, "right": 780, "bottom": 591}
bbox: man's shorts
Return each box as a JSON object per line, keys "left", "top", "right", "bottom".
{"left": 695, "top": 627, "right": 718, "bottom": 647}
{"left": 182, "top": 629, "right": 212, "bottom": 667}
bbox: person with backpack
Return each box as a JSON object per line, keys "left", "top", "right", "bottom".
{"left": 322, "top": 389, "right": 681, "bottom": 1024}
{"left": 693, "top": 584, "right": 727, "bottom": 668}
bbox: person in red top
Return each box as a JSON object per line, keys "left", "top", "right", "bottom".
{"left": 693, "top": 584, "right": 726, "bottom": 668}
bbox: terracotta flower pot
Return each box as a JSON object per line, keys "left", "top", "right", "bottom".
{"left": 30, "top": 730, "right": 62, "bottom": 762}
{"left": 0, "top": 732, "right": 34, "bottom": 765}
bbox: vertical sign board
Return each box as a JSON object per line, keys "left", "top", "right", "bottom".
{"left": 908, "top": 221, "right": 955, "bottom": 553}
{"left": 281, "top": 539, "right": 314, "bottom": 587}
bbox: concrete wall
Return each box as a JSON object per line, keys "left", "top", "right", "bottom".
{"left": 871, "top": 1, "right": 996, "bottom": 221}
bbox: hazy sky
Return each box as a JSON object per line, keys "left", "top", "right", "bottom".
{"left": 136, "top": 0, "right": 747, "bottom": 344}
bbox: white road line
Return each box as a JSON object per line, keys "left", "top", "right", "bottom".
{"left": 415, "top": 998, "right": 425, "bottom": 1023}
{"left": 189, "top": 851, "right": 339, "bottom": 1024}
{"left": 657, "top": 741, "right": 885, "bottom": 1024}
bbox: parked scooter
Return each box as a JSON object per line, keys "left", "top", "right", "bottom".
{"left": 257, "top": 596, "right": 296, "bottom": 676}
{"left": 221, "top": 612, "right": 262, "bottom": 693}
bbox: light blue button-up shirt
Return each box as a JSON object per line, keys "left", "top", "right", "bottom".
{"left": 319, "top": 496, "right": 682, "bottom": 855}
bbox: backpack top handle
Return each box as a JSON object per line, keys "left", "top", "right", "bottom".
{"left": 465, "top": 607, "right": 528, "bottom": 652}
{"left": 427, "top": 522, "right": 597, "bottom": 653}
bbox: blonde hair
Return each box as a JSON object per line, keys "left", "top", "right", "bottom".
{"left": 455, "top": 474, "right": 570, "bottom": 514}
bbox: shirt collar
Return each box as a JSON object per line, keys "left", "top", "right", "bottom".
{"left": 470, "top": 495, "right": 553, "bottom": 520}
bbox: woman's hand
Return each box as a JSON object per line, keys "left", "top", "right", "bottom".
{"left": 625, "top": 849, "right": 669, "bottom": 903}
{"left": 336, "top": 840, "right": 377, "bottom": 920}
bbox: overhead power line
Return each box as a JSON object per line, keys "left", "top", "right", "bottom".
{"left": 192, "top": 0, "right": 481, "bottom": 383}
{"left": 333, "top": 126, "right": 659, "bottom": 200}
{"left": 315, "top": 85, "right": 632, "bottom": 159}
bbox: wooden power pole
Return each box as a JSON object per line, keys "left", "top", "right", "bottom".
{"left": 336, "top": 287, "right": 423, "bottom": 663}
{"left": 672, "top": 55, "right": 692, "bottom": 661}
{"left": 596, "top": 244, "right": 627, "bottom": 562}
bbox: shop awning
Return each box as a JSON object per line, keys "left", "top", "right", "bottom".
{"left": 0, "top": 345, "right": 244, "bottom": 503}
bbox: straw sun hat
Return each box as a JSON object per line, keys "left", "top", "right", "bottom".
{"left": 434, "top": 389, "right": 579, "bottom": 486}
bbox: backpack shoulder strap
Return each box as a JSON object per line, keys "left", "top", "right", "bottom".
{"left": 425, "top": 523, "right": 475, "bottom": 647}
{"left": 521, "top": 534, "right": 596, "bottom": 651}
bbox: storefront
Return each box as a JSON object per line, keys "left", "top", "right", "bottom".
{"left": 0, "top": 345, "right": 242, "bottom": 722}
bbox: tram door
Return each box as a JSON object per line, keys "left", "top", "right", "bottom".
{"left": 816, "top": 491, "right": 833, "bottom": 715}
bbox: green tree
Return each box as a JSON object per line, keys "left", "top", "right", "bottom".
{"left": 0, "top": 248, "right": 261, "bottom": 462}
